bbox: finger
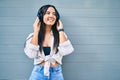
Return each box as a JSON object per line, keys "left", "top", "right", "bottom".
{"left": 35, "top": 17, "right": 39, "bottom": 24}
{"left": 58, "top": 20, "right": 62, "bottom": 27}
{"left": 34, "top": 17, "right": 39, "bottom": 26}
{"left": 36, "top": 17, "right": 40, "bottom": 23}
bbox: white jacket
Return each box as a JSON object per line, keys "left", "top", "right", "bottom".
{"left": 24, "top": 32, "right": 74, "bottom": 76}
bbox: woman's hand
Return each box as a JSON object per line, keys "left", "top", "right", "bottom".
{"left": 57, "top": 20, "right": 63, "bottom": 30}
{"left": 31, "top": 17, "right": 40, "bottom": 45}
{"left": 33, "top": 17, "right": 41, "bottom": 33}
{"left": 57, "top": 20, "right": 67, "bottom": 43}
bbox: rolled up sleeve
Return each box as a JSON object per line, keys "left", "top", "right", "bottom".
{"left": 24, "top": 33, "right": 40, "bottom": 58}
{"left": 58, "top": 40, "right": 74, "bottom": 56}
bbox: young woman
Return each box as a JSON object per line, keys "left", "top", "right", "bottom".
{"left": 24, "top": 4, "right": 74, "bottom": 80}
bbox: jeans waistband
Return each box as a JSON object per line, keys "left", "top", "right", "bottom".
{"left": 35, "top": 64, "right": 61, "bottom": 70}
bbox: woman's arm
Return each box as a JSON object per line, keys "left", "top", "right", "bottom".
{"left": 57, "top": 20, "right": 67, "bottom": 43}
{"left": 57, "top": 20, "right": 74, "bottom": 56}
{"left": 24, "top": 33, "right": 40, "bottom": 58}
{"left": 24, "top": 17, "right": 41, "bottom": 58}
{"left": 58, "top": 35, "right": 74, "bottom": 56}
{"left": 31, "top": 17, "right": 40, "bottom": 45}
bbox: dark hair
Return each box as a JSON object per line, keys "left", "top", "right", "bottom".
{"left": 37, "top": 4, "right": 60, "bottom": 53}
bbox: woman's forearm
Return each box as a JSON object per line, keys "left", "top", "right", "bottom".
{"left": 59, "top": 31, "right": 67, "bottom": 43}
{"left": 30, "top": 32, "right": 39, "bottom": 45}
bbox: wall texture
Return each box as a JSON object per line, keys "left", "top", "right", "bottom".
{"left": 0, "top": 0, "right": 120, "bottom": 80}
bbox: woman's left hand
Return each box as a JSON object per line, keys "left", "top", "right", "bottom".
{"left": 57, "top": 20, "right": 63, "bottom": 30}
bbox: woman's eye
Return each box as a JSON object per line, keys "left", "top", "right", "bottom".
{"left": 45, "top": 11, "right": 56, "bottom": 16}
{"left": 53, "top": 12, "right": 56, "bottom": 16}
{"left": 46, "top": 12, "right": 50, "bottom": 15}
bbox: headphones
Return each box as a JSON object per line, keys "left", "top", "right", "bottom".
{"left": 37, "top": 5, "right": 60, "bottom": 23}
{"left": 37, "top": 7, "right": 43, "bottom": 22}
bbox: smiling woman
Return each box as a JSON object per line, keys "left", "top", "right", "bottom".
{"left": 24, "top": 4, "right": 74, "bottom": 80}
{"left": 43, "top": 7, "right": 56, "bottom": 26}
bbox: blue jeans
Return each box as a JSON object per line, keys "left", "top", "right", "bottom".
{"left": 29, "top": 64, "right": 64, "bottom": 80}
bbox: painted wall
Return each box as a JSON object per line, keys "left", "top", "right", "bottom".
{"left": 0, "top": 0, "right": 120, "bottom": 80}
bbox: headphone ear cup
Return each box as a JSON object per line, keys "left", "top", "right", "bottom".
{"left": 37, "top": 9, "right": 43, "bottom": 21}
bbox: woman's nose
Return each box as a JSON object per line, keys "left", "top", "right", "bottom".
{"left": 49, "top": 13, "right": 54, "bottom": 17}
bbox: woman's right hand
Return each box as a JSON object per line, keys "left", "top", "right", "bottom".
{"left": 31, "top": 17, "right": 40, "bottom": 45}
{"left": 33, "top": 17, "right": 41, "bottom": 33}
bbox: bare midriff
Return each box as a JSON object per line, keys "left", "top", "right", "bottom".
{"left": 40, "top": 61, "right": 60, "bottom": 67}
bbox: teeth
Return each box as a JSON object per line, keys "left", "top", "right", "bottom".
{"left": 49, "top": 19, "right": 52, "bottom": 21}
{"left": 48, "top": 18, "right": 54, "bottom": 21}
{"left": 49, "top": 19, "right": 53, "bottom": 22}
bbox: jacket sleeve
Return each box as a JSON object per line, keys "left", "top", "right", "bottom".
{"left": 58, "top": 33, "right": 74, "bottom": 56}
{"left": 24, "top": 33, "right": 40, "bottom": 58}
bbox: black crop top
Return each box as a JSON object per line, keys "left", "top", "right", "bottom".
{"left": 43, "top": 47, "right": 51, "bottom": 56}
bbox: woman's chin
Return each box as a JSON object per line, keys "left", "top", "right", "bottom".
{"left": 46, "top": 23, "right": 55, "bottom": 26}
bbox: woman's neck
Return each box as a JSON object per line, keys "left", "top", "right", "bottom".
{"left": 45, "top": 25, "right": 52, "bottom": 34}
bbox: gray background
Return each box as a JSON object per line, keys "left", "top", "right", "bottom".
{"left": 0, "top": 0, "right": 120, "bottom": 80}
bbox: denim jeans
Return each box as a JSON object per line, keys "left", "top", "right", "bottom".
{"left": 29, "top": 64, "right": 64, "bottom": 80}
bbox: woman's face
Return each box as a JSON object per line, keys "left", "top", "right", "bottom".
{"left": 43, "top": 7, "right": 56, "bottom": 26}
